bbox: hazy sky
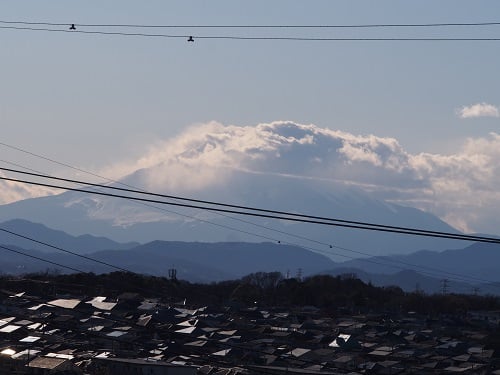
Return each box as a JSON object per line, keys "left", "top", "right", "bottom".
{"left": 1, "top": 1, "right": 500, "bottom": 233}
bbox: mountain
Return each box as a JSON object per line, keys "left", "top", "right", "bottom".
{"left": 1, "top": 122, "right": 483, "bottom": 257}
{"left": 331, "top": 242, "right": 500, "bottom": 286}
{"left": 0, "top": 219, "right": 138, "bottom": 254}
{"left": 0, "top": 172, "right": 467, "bottom": 258}
{"left": 0, "top": 219, "right": 496, "bottom": 294}
{"left": 3, "top": 238, "right": 495, "bottom": 295}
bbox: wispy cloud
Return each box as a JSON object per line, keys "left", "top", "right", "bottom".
{"left": 0, "top": 172, "right": 59, "bottom": 205}
{"left": 457, "top": 102, "right": 499, "bottom": 119}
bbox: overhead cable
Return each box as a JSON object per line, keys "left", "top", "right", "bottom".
{"left": 1, "top": 173, "right": 500, "bottom": 245}
{"left": 0, "top": 166, "right": 498, "bottom": 244}
{"left": 2, "top": 19, "right": 500, "bottom": 29}
{"left": 0, "top": 149, "right": 497, "bottom": 285}
{"left": 0, "top": 145, "right": 492, "bottom": 282}
{"left": 2, "top": 25, "right": 500, "bottom": 41}
{"left": 0, "top": 244, "right": 85, "bottom": 274}
{"left": 0, "top": 227, "right": 133, "bottom": 273}
{"left": 0, "top": 146, "right": 495, "bottom": 283}
{"left": 0, "top": 175, "right": 496, "bottom": 286}
{"left": 0, "top": 159, "right": 283, "bottom": 244}
{"left": 2, "top": 161, "right": 494, "bottom": 285}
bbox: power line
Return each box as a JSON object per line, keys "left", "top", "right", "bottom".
{"left": 0, "top": 159, "right": 286, "bottom": 245}
{"left": 2, "top": 161, "right": 500, "bottom": 284}
{"left": 1, "top": 173, "right": 500, "bottom": 246}
{"left": 1, "top": 166, "right": 498, "bottom": 244}
{"left": 12, "top": 218, "right": 495, "bottom": 286}
{"left": 0, "top": 144, "right": 404, "bottom": 264}
{"left": 0, "top": 227, "right": 133, "bottom": 273}
{"left": 1, "top": 171, "right": 497, "bottom": 245}
{"left": 2, "top": 162, "right": 494, "bottom": 285}
{"left": 0, "top": 157, "right": 434, "bottom": 279}
{"left": 0, "top": 193, "right": 496, "bottom": 288}
{"left": 0, "top": 141, "right": 118, "bottom": 184}
{"left": 0, "top": 230, "right": 213, "bottom": 302}
{"left": 0, "top": 158, "right": 287, "bottom": 244}
{"left": 0, "top": 227, "right": 210, "bottom": 300}
{"left": 0, "top": 145, "right": 492, "bottom": 283}
{"left": 0, "top": 142, "right": 328, "bottom": 252}
{"left": 0, "top": 149, "right": 497, "bottom": 286}
{"left": 0, "top": 162, "right": 329, "bottom": 284}
{"left": 3, "top": 19, "right": 500, "bottom": 29}
{"left": 0, "top": 244, "right": 85, "bottom": 274}
{"left": 2, "top": 25, "right": 500, "bottom": 41}
{"left": 0, "top": 151, "right": 494, "bottom": 285}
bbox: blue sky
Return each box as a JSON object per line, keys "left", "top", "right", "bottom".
{"left": 1, "top": 1, "right": 500, "bottom": 233}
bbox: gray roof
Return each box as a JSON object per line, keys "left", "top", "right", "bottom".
{"left": 94, "top": 357, "right": 196, "bottom": 368}
{"left": 48, "top": 298, "right": 81, "bottom": 309}
{"left": 0, "top": 324, "right": 21, "bottom": 333}
{"left": 28, "top": 356, "right": 68, "bottom": 369}
{"left": 86, "top": 297, "right": 117, "bottom": 311}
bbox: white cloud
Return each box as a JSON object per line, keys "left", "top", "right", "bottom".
{"left": 457, "top": 102, "right": 499, "bottom": 118}
{"left": 0, "top": 173, "right": 59, "bottom": 204}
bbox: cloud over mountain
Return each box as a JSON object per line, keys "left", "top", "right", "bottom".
{"left": 3, "top": 121, "right": 500, "bottom": 235}
{"left": 111, "top": 121, "right": 500, "bottom": 234}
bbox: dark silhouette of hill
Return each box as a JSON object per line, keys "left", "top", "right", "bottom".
{"left": 84, "top": 241, "right": 338, "bottom": 282}
{"left": 0, "top": 239, "right": 337, "bottom": 282}
{"left": 114, "top": 240, "right": 336, "bottom": 277}
{"left": 0, "top": 220, "right": 497, "bottom": 293}
{"left": 1, "top": 239, "right": 499, "bottom": 295}
{"left": 3, "top": 272, "right": 500, "bottom": 316}
{"left": 0, "top": 219, "right": 139, "bottom": 254}
{"left": 0, "top": 244, "right": 234, "bottom": 282}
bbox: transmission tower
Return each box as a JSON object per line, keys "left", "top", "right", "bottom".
{"left": 296, "top": 268, "right": 303, "bottom": 281}
{"left": 168, "top": 268, "right": 177, "bottom": 281}
{"left": 441, "top": 279, "right": 449, "bottom": 295}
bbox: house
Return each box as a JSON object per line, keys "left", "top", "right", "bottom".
{"left": 27, "top": 356, "right": 82, "bottom": 374}
{"left": 90, "top": 357, "right": 197, "bottom": 375}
